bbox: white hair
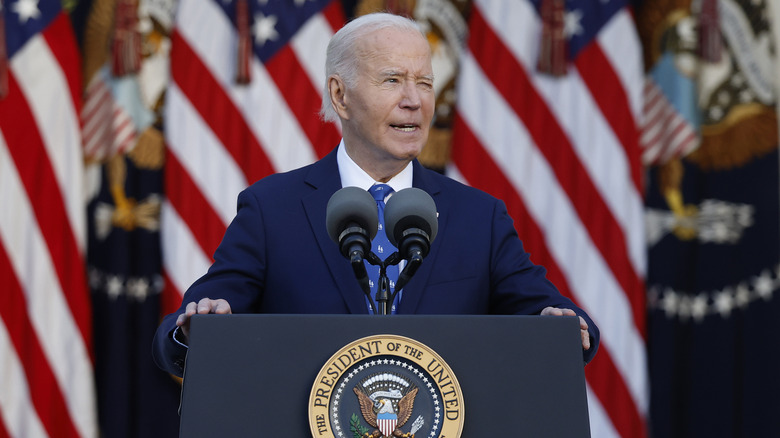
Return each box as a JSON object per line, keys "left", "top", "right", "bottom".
{"left": 319, "top": 13, "right": 426, "bottom": 123}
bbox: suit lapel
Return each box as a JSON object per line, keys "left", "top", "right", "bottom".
{"left": 396, "top": 161, "right": 445, "bottom": 314}
{"left": 300, "top": 154, "right": 447, "bottom": 315}
{"left": 301, "top": 150, "right": 371, "bottom": 314}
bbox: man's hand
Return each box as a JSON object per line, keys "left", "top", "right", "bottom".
{"left": 176, "top": 298, "right": 232, "bottom": 342}
{"left": 541, "top": 306, "right": 591, "bottom": 351}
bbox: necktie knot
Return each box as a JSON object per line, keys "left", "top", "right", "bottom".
{"left": 369, "top": 184, "right": 393, "bottom": 203}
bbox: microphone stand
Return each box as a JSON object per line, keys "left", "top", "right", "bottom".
{"left": 366, "top": 252, "right": 425, "bottom": 315}
{"left": 365, "top": 252, "right": 403, "bottom": 315}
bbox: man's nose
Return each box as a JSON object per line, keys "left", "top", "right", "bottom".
{"left": 399, "top": 82, "right": 422, "bottom": 110}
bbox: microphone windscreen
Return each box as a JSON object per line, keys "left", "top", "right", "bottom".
{"left": 326, "top": 187, "right": 379, "bottom": 243}
{"left": 384, "top": 188, "right": 438, "bottom": 247}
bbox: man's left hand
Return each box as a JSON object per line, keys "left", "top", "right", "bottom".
{"left": 541, "top": 306, "right": 591, "bottom": 351}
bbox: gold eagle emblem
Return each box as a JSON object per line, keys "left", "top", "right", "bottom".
{"left": 353, "top": 386, "right": 418, "bottom": 438}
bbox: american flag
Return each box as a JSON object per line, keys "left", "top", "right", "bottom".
{"left": 163, "top": 0, "right": 647, "bottom": 436}
{"left": 161, "top": 0, "right": 344, "bottom": 305}
{"left": 0, "top": 0, "right": 97, "bottom": 436}
{"left": 450, "top": 1, "right": 648, "bottom": 437}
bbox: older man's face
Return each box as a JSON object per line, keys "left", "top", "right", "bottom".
{"left": 340, "top": 27, "right": 435, "bottom": 171}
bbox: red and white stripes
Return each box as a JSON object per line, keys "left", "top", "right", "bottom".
{"left": 451, "top": 1, "right": 648, "bottom": 437}
{"left": 161, "top": 0, "right": 343, "bottom": 308}
{"left": 0, "top": 12, "right": 97, "bottom": 438}
{"left": 81, "top": 71, "right": 137, "bottom": 162}
{"left": 640, "top": 77, "right": 700, "bottom": 165}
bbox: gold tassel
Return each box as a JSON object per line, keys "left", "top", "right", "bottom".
{"left": 111, "top": 0, "right": 142, "bottom": 76}
{"left": 698, "top": 0, "right": 722, "bottom": 62}
{"left": 235, "top": 0, "right": 252, "bottom": 84}
{"left": 536, "top": 0, "right": 567, "bottom": 77}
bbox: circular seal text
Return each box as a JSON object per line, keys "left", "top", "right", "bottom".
{"left": 309, "top": 334, "right": 464, "bottom": 438}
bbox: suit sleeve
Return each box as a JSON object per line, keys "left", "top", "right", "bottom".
{"left": 152, "top": 187, "right": 268, "bottom": 376}
{"left": 488, "top": 199, "right": 600, "bottom": 364}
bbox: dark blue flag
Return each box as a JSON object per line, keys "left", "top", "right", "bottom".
{"left": 641, "top": 1, "right": 780, "bottom": 436}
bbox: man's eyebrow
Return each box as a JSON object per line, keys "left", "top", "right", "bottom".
{"left": 379, "top": 69, "right": 404, "bottom": 77}
{"left": 378, "top": 70, "right": 435, "bottom": 82}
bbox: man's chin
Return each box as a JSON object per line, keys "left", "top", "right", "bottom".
{"left": 390, "top": 141, "right": 426, "bottom": 160}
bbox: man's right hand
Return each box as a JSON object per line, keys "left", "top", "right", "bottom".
{"left": 176, "top": 298, "right": 232, "bottom": 342}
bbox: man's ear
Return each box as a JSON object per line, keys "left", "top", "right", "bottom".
{"left": 328, "top": 75, "right": 349, "bottom": 120}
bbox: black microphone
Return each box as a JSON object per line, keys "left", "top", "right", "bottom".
{"left": 326, "top": 187, "right": 379, "bottom": 311}
{"left": 326, "top": 186, "right": 379, "bottom": 255}
{"left": 384, "top": 188, "right": 438, "bottom": 292}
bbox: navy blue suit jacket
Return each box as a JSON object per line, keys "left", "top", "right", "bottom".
{"left": 153, "top": 149, "right": 599, "bottom": 376}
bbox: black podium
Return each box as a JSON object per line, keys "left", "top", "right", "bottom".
{"left": 179, "top": 314, "right": 591, "bottom": 437}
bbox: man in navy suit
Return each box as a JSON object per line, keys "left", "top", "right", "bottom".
{"left": 153, "top": 12, "right": 599, "bottom": 377}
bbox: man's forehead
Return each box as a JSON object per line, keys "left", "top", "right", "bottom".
{"left": 358, "top": 27, "right": 429, "bottom": 53}
{"left": 357, "top": 30, "right": 432, "bottom": 70}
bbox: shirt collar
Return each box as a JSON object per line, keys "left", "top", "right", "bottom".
{"left": 336, "top": 139, "right": 413, "bottom": 193}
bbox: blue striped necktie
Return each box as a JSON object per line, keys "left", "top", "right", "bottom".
{"left": 367, "top": 184, "right": 400, "bottom": 314}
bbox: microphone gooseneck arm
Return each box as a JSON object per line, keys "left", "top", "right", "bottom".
{"left": 365, "top": 252, "right": 393, "bottom": 315}
{"left": 340, "top": 226, "right": 376, "bottom": 314}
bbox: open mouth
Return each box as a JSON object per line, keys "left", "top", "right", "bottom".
{"left": 391, "top": 124, "right": 418, "bottom": 132}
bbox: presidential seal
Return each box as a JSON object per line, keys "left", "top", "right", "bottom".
{"left": 309, "top": 335, "right": 464, "bottom": 438}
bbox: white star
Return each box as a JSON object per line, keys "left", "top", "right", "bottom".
{"left": 753, "top": 270, "right": 775, "bottom": 300}
{"left": 89, "top": 267, "right": 103, "bottom": 290}
{"left": 714, "top": 289, "right": 734, "bottom": 318}
{"left": 739, "top": 88, "right": 753, "bottom": 103}
{"left": 152, "top": 274, "right": 165, "bottom": 294}
{"left": 709, "top": 105, "right": 724, "bottom": 120}
{"left": 253, "top": 12, "right": 279, "bottom": 46}
{"left": 127, "top": 277, "right": 150, "bottom": 301}
{"left": 735, "top": 283, "right": 751, "bottom": 308}
{"left": 106, "top": 275, "right": 124, "bottom": 300}
{"left": 564, "top": 9, "right": 584, "bottom": 38}
{"left": 710, "top": 221, "right": 730, "bottom": 242}
{"left": 294, "top": 0, "right": 308, "bottom": 6}
{"left": 660, "top": 288, "right": 679, "bottom": 318}
{"left": 691, "top": 293, "right": 709, "bottom": 322}
{"left": 11, "top": 0, "right": 41, "bottom": 24}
